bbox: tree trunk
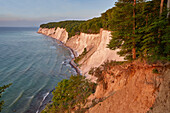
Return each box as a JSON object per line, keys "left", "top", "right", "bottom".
{"left": 132, "top": 0, "right": 136, "bottom": 60}
{"left": 158, "top": 0, "right": 164, "bottom": 44}
{"left": 144, "top": 13, "right": 149, "bottom": 57}
{"left": 160, "top": 0, "right": 164, "bottom": 17}
{"left": 146, "top": 13, "right": 148, "bottom": 25}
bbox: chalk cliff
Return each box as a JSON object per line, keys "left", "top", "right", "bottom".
{"left": 38, "top": 27, "right": 124, "bottom": 77}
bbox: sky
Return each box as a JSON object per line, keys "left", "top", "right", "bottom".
{"left": 0, "top": 0, "right": 115, "bottom": 27}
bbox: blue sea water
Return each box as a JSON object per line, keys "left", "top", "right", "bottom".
{"left": 0, "top": 27, "right": 76, "bottom": 113}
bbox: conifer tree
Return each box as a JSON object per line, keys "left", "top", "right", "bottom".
{"left": 107, "top": 1, "right": 136, "bottom": 60}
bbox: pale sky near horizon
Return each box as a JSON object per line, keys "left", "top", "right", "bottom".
{"left": 0, "top": 0, "right": 115, "bottom": 27}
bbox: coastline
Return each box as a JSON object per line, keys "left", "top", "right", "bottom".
{"left": 36, "top": 32, "right": 81, "bottom": 113}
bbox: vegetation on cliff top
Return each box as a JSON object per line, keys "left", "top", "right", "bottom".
{"left": 40, "top": 7, "right": 114, "bottom": 37}
{"left": 40, "top": 17, "right": 103, "bottom": 38}
{"left": 40, "top": 21, "right": 85, "bottom": 38}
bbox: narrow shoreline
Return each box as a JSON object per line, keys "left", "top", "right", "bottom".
{"left": 56, "top": 40, "right": 81, "bottom": 75}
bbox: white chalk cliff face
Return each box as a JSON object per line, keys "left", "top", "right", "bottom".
{"left": 38, "top": 27, "right": 68, "bottom": 44}
{"left": 38, "top": 27, "right": 124, "bottom": 76}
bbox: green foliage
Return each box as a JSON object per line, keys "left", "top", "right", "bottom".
{"left": 78, "top": 18, "right": 102, "bottom": 34}
{"left": 107, "top": 2, "right": 134, "bottom": 60}
{"left": 136, "top": 1, "right": 170, "bottom": 62}
{"left": 40, "top": 20, "right": 85, "bottom": 38}
{"left": 40, "top": 18, "right": 103, "bottom": 38}
{"left": 42, "top": 75, "right": 96, "bottom": 113}
{"left": 0, "top": 83, "right": 12, "bottom": 112}
{"left": 139, "top": 18, "right": 169, "bottom": 61}
{"left": 74, "top": 48, "right": 87, "bottom": 64}
{"left": 152, "top": 68, "right": 159, "bottom": 74}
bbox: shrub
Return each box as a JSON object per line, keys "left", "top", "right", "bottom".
{"left": 152, "top": 68, "right": 159, "bottom": 74}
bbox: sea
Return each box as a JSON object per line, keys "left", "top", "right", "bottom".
{"left": 0, "top": 27, "right": 76, "bottom": 113}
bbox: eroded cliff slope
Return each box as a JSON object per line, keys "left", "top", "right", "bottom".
{"left": 85, "top": 61, "right": 170, "bottom": 113}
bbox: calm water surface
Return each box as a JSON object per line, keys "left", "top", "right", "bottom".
{"left": 0, "top": 27, "right": 76, "bottom": 113}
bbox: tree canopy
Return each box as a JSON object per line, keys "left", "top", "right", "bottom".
{"left": 108, "top": 0, "right": 169, "bottom": 61}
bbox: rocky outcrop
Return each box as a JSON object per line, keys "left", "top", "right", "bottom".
{"left": 38, "top": 27, "right": 124, "bottom": 77}
{"left": 86, "top": 61, "right": 169, "bottom": 113}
